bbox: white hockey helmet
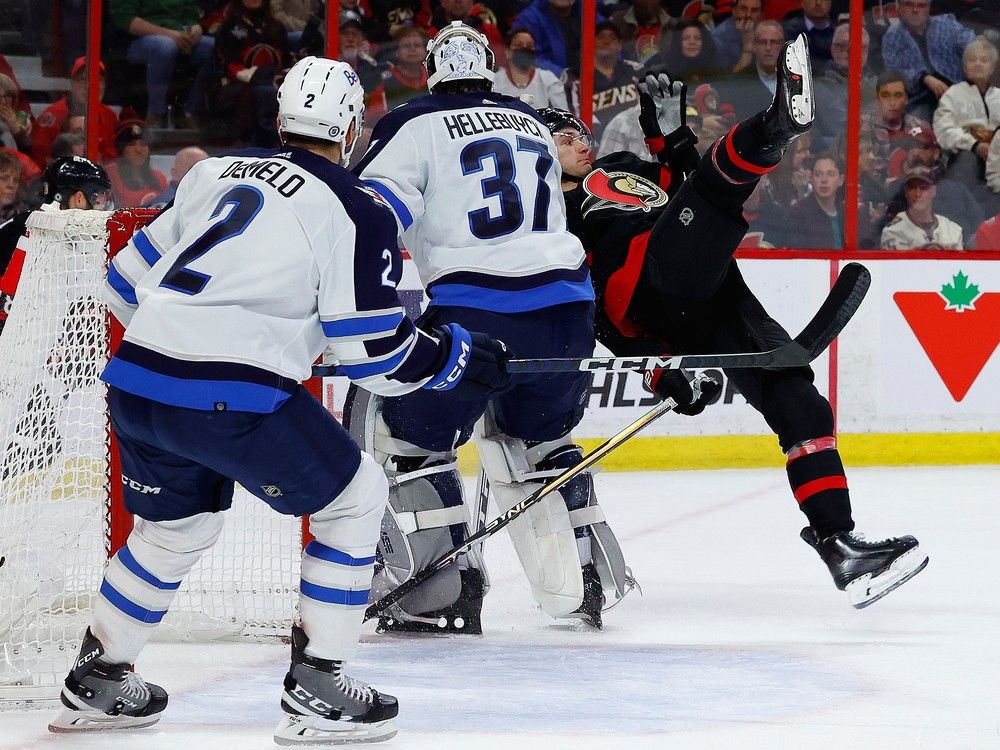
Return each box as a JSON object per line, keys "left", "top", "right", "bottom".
{"left": 425, "top": 21, "right": 496, "bottom": 94}
{"left": 277, "top": 56, "right": 366, "bottom": 162}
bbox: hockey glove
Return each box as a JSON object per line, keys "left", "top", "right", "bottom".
{"left": 642, "top": 369, "right": 720, "bottom": 416}
{"left": 424, "top": 323, "right": 512, "bottom": 400}
{"left": 637, "top": 71, "right": 699, "bottom": 165}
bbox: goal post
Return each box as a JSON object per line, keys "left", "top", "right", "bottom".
{"left": 0, "top": 209, "right": 307, "bottom": 705}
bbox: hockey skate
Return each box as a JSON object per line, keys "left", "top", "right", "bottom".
{"left": 48, "top": 629, "right": 167, "bottom": 733}
{"left": 756, "top": 33, "right": 815, "bottom": 156}
{"left": 563, "top": 563, "right": 606, "bottom": 629}
{"left": 275, "top": 625, "right": 398, "bottom": 745}
{"left": 801, "top": 527, "right": 929, "bottom": 609}
{"left": 377, "top": 567, "right": 485, "bottom": 635}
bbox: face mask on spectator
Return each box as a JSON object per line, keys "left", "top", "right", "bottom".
{"left": 510, "top": 48, "right": 536, "bottom": 70}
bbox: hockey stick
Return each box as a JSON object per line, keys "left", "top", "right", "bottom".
{"left": 312, "top": 263, "right": 870, "bottom": 378}
{"left": 363, "top": 376, "right": 709, "bottom": 622}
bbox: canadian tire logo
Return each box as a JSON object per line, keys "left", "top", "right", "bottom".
{"left": 894, "top": 271, "right": 1000, "bottom": 401}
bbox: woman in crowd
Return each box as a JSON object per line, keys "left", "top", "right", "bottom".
{"left": 106, "top": 120, "right": 167, "bottom": 208}
{"left": 377, "top": 26, "right": 430, "bottom": 113}
{"left": 214, "top": 0, "right": 291, "bottom": 146}
{"left": 0, "top": 151, "right": 26, "bottom": 222}
{"left": 0, "top": 74, "right": 32, "bottom": 153}
{"left": 492, "top": 29, "right": 568, "bottom": 109}
{"left": 648, "top": 19, "right": 720, "bottom": 85}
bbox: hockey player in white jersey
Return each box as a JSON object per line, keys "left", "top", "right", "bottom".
{"left": 347, "top": 22, "right": 647, "bottom": 633}
{"left": 49, "top": 57, "right": 511, "bottom": 744}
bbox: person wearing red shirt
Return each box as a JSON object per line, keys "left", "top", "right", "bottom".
{"left": 105, "top": 120, "right": 167, "bottom": 207}
{"left": 31, "top": 58, "right": 119, "bottom": 166}
{"left": 973, "top": 212, "right": 1000, "bottom": 249}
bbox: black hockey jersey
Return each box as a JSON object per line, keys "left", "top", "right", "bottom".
{"left": 565, "top": 150, "right": 681, "bottom": 356}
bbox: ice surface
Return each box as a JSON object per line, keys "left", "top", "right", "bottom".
{"left": 3, "top": 466, "right": 998, "bottom": 749}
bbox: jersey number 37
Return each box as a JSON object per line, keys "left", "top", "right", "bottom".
{"left": 461, "top": 136, "right": 553, "bottom": 240}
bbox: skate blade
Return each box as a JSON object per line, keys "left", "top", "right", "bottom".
{"left": 784, "top": 37, "right": 814, "bottom": 127}
{"left": 48, "top": 707, "right": 161, "bottom": 733}
{"left": 274, "top": 714, "right": 398, "bottom": 745}
{"left": 847, "top": 547, "right": 929, "bottom": 609}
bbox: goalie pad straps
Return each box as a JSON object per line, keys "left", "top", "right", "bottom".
{"left": 785, "top": 436, "right": 855, "bottom": 539}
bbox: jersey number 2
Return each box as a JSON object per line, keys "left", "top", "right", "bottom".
{"left": 460, "top": 136, "right": 552, "bottom": 240}
{"left": 160, "top": 185, "right": 264, "bottom": 295}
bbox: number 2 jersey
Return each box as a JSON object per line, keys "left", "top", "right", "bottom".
{"left": 102, "top": 146, "right": 444, "bottom": 413}
{"left": 354, "top": 91, "right": 594, "bottom": 313}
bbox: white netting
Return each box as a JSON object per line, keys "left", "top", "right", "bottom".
{"left": 0, "top": 210, "right": 299, "bottom": 705}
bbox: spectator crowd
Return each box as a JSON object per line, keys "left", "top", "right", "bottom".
{"left": 2, "top": 0, "right": 1000, "bottom": 250}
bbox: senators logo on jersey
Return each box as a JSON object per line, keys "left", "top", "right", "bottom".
{"left": 581, "top": 169, "right": 668, "bottom": 218}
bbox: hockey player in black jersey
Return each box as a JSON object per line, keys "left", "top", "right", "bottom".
{"left": 541, "top": 35, "right": 928, "bottom": 609}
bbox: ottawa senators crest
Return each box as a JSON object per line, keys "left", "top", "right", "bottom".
{"left": 581, "top": 169, "right": 668, "bottom": 217}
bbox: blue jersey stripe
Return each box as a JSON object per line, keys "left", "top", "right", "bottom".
{"left": 102, "top": 357, "right": 292, "bottom": 413}
{"left": 117, "top": 546, "right": 182, "bottom": 590}
{"left": 132, "top": 231, "right": 162, "bottom": 267}
{"left": 107, "top": 263, "right": 138, "bottom": 305}
{"left": 99, "top": 580, "right": 168, "bottom": 623}
{"left": 338, "top": 344, "right": 411, "bottom": 380}
{"left": 362, "top": 180, "right": 413, "bottom": 231}
{"left": 322, "top": 311, "right": 404, "bottom": 339}
{"left": 300, "top": 579, "right": 370, "bottom": 606}
{"left": 304, "top": 541, "right": 376, "bottom": 567}
{"left": 428, "top": 278, "right": 595, "bottom": 312}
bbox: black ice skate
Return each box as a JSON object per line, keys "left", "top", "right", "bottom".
{"left": 275, "top": 625, "right": 398, "bottom": 745}
{"left": 377, "top": 567, "right": 485, "bottom": 635}
{"left": 48, "top": 628, "right": 168, "bottom": 732}
{"left": 801, "top": 527, "right": 929, "bottom": 609}
{"left": 755, "top": 33, "right": 815, "bottom": 157}
{"left": 560, "top": 562, "right": 605, "bottom": 629}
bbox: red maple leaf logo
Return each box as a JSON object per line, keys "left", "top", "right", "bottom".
{"left": 894, "top": 272, "right": 1000, "bottom": 401}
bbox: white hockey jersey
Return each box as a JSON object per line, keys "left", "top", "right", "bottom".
{"left": 355, "top": 91, "right": 594, "bottom": 313}
{"left": 102, "top": 146, "right": 444, "bottom": 412}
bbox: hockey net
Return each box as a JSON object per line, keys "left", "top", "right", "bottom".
{"left": 0, "top": 209, "right": 302, "bottom": 705}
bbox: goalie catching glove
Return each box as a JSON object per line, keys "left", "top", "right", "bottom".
{"left": 637, "top": 71, "right": 699, "bottom": 168}
{"left": 642, "top": 369, "right": 720, "bottom": 416}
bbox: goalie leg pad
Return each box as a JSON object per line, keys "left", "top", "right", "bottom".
{"left": 346, "top": 387, "right": 488, "bottom": 626}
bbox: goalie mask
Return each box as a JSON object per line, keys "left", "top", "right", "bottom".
{"left": 277, "top": 56, "right": 366, "bottom": 164}
{"left": 425, "top": 21, "right": 495, "bottom": 94}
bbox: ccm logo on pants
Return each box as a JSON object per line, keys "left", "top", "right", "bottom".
{"left": 121, "top": 474, "right": 162, "bottom": 494}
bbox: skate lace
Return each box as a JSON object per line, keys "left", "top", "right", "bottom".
{"left": 333, "top": 663, "right": 374, "bottom": 705}
{"left": 120, "top": 671, "right": 151, "bottom": 702}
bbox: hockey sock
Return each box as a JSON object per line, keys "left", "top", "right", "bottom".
{"left": 299, "top": 454, "right": 385, "bottom": 661}
{"left": 92, "top": 513, "right": 222, "bottom": 664}
{"left": 693, "top": 121, "right": 778, "bottom": 211}
{"left": 785, "top": 437, "right": 855, "bottom": 539}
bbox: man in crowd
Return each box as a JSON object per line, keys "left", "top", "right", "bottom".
{"left": 712, "top": 0, "right": 763, "bottom": 72}
{"left": 32, "top": 58, "right": 119, "bottom": 166}
{"left": 512, "top": 0, "right": 595, "bottom": 75}
{"left": 570, "top": 21, "right": 641, "bottom": 143}
{"left": 782, "top": 0, "right": 835, "bottom": 73}
{"left": 142, "top": 145, "right": 209, "bottom": 207}
{"left": 881, "top": 167, "right": 964, "bottom": 249}
{"left": 881, "top": 0, "right": 975, "bottom": 121}
{"left": 720, "top": 20, "right": 787, "bottom": 120}
{"left": 787, "top": 155, "right": 845, "bottom": 248}
{"left": 813, "top": 24, "right": 875, "bottom": 153}
{"left": 610, "top": 0, "right": 673, "bottom": 64}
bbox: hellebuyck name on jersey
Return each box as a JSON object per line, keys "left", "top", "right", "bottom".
{"left": 441, "top": 110, "right": 545, "bottom": 140}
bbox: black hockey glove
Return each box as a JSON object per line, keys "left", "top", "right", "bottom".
{"left": 424, "top": 323, "right": 512, "bottom": 400}
{"left": 642, "top": 369, "right": 720, "bottom": 416}
{"left": 637, "top": 71, "right": 699, "bottom": 166}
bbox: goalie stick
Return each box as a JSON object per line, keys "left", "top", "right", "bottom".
{"left": 313, "top": 263, "right": 870, "bottom": 378}
{"left": 364, "top": 375, "right": 712, "bottom": 622}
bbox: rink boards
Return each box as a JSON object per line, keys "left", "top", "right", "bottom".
{"left": 320, "top": 257, "right": 1000, "bottom": 468}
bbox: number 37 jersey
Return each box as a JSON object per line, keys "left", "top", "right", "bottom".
{"left": 101, "top": 146, "right": 444, "bottom": 412}
{"left": 355, "top": 92, "right": 594, "bottom": 313}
